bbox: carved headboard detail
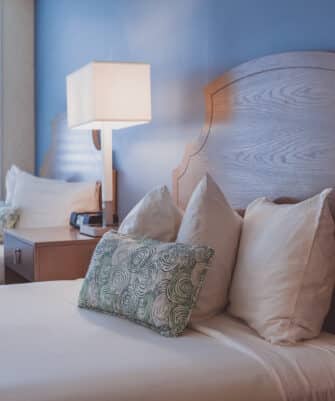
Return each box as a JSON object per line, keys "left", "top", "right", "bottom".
{"left": 173, "top": 51, "right": 335, "bottom": 211}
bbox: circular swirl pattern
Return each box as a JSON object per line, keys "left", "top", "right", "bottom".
{"left": 155, "top": 277, "right": 169, "bottom": 294}
{"left": 169, "top": 305, "right": 189, "bottom": 332}
{"left": 151, "top": 294, "right": 170, "bottom": 327}
{"left": 137, "top": 291, "right": 155, "bottom": 321}
{"left": 166, "top": 271, "right": 193, "bottom": 305}
{"left": 110, "top": 267, "right": 130, "bottom": 293}
{"left": 129, "top": 246, "right": 154, "bottom": 272}
{"left": 157, "top": 245, "right": 179, "bottom": 272}
{"left": 138, "top": 262, "right": 157, "bottom": 288}
{"left": 119, "top": 288, "right": 138, "bottom": 315}
{"left": 130, "top": 279, "right": 148, "bottom": 299}
{"left": 112, "top": 246, "right": 132, "bottom": 267}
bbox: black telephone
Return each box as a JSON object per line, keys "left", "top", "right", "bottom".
{"left": 70, "top": 211, "right": 103, "bottom": 229}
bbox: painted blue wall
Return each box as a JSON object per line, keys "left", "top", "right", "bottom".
{"left": 36, "top": 0, "right": 209, "bottom": 218}
{"left": 208, "top": 0, "right": 335, "bottom": 77}
{"left": 36, "top": 0, "right": 335, "bottom": 218}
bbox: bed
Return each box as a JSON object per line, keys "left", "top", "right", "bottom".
{"left": 1, "top": 279, "right": 335, "bottom": 401}
{"left": 2, "top": 51, "right": 335, "bottom": 401}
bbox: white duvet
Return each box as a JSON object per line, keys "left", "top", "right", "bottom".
{"left": 0, "top": 279, "right": 334, "bottom": 401}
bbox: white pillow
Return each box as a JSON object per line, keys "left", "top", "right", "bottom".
{"left": 12, "top": 171, "right": 99, "bottom": 228}
{"left": 229, "top": 189, "right": 335, "bottom": 344}
{"left": 177, "top": 174, "right": 242, "bottom": 321}
{"left": 118, "top": 186, "right": 182, "bottom": 242}
{"left": 5, "top": 165, "right": 65, "bottom": 205}
{"left": 5, "top": 165, "right": 20, "bottom": 204}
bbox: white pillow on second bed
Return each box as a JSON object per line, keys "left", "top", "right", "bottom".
{"left": 5, "top": 165, "right": 66, "bottom": 205}
{"left": 10, "top": 167, "right": 99, "bottom": 228}
{"left": 229, "top": 189, "right": 335, "bottom": 345}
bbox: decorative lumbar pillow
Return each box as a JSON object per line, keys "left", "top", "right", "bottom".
{"left": 0, "top": 206, "right": 20, "bottom": 242}
{"left": 229, "top": 189, "right": 335, "bottom": 345}
{"left": 12, "top": 171, "right": 99, "bottom": 228}
{"left": 78, "top": 231, "right": 214, "bottom": 337}
{"left": 177, "top": 174, "right": 242, "bottom": 322}
{"left": 118, "top": 186, "right": 182, "bottom": 242}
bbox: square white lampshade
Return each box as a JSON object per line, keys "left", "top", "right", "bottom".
{"left": 66, "top": 61, "right": 151, "bottom": 130}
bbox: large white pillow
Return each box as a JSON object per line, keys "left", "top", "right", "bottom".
{"left": 229, "top": 189, "right": 335, "bottom": 344}
{"left": 12, "top": 171, "right": 99, "bottom": 228}
{"left": 177, "top": 174, "right": 242, "bottom": 321}
{"left": 5, "top": 165, "right": 65, "bottom": 205}
{"left": 118, "top": 186, "right": 182, "bottom": 242}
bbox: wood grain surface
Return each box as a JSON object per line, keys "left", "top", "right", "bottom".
{"left": 173, "top": 51, "right": 335, "bottom": 210}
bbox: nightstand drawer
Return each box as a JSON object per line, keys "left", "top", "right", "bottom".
{"left": 4, "top": 235, "right": 34, "bottom": 281}
{"left": 4, "top": 227, "right": 99, "bottom": 284}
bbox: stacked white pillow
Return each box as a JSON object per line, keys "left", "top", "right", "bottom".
{"left": 6, "top": 165, "right": 99, "bottom": 228}
{"left": 229, "top": 189, "right": 335, "bottom": 344}
{"left": 119, "top": 186, "right": 182, "bottom": 242}
{"left": 177, "top": 174, "right": 242, "bottom": 321}
{"left": 117, "top": 175, "right": 335, "bottom": 343}
{"left": 118, "top": 175, "right": 242, "bottom": 322}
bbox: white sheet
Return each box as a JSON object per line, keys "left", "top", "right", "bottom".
{"left": 0, "top": 279, "right": 334, "bottom": 401}
{"left": 193, "top": 317, "right": 335, "bottom": 401}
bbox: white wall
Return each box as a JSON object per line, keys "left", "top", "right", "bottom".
{"left": 0, "top": 0, "right": 35, "bottom": 198}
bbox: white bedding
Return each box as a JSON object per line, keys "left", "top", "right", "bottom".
{"left": 0, "top": 279, "right": 334, "bottom": 401}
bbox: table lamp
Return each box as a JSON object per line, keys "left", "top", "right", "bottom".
{"left": 66, "top": 61, "right": 151, "bottom": 236}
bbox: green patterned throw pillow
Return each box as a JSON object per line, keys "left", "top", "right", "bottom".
{"left": 79, "top": 231, "right": 214, "bottom": 336}
{"left": 0, "top": 206, "right": 20, "bottom": 242}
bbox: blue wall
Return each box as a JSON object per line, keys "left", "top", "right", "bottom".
{"left": 36, "top": 0, "right": 335, "bottom": 218}
{"left": 208, "top": 0, "right": 335, "bottom": 77}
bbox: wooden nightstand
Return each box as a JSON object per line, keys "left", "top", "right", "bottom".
{"left": 4, "top": 227, "right": 100, "bottom": 284}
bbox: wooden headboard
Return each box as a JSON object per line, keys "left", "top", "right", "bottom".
{"left": 173, "top": 51, "right": 335, "bottom": 210}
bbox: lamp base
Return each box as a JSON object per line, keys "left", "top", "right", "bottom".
{"left": 79, "top": 224, "right": 116, "bottom": 238}
{"left": 80, "top": 201, "right": 118, "bottom": 238}
{"left": 103, "top": 200, "right": 118, "bottom": 226}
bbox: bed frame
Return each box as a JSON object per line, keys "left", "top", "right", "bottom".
{"left": 173, "top": 51, "right": 335, "bottom": 211}
{"left": 173, "top": 50, "right": 335, "bottom": 332}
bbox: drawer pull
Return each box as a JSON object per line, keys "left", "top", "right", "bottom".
{"left": 13, "top": 248, "right": 22, "bottom": 265}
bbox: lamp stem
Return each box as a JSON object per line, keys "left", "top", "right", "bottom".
{"left": 101, "top": 127, "right": 114, "bottom": 226}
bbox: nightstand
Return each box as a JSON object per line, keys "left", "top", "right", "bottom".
{"left": 4, "top": 227, "right": 100, "bottom": 284}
